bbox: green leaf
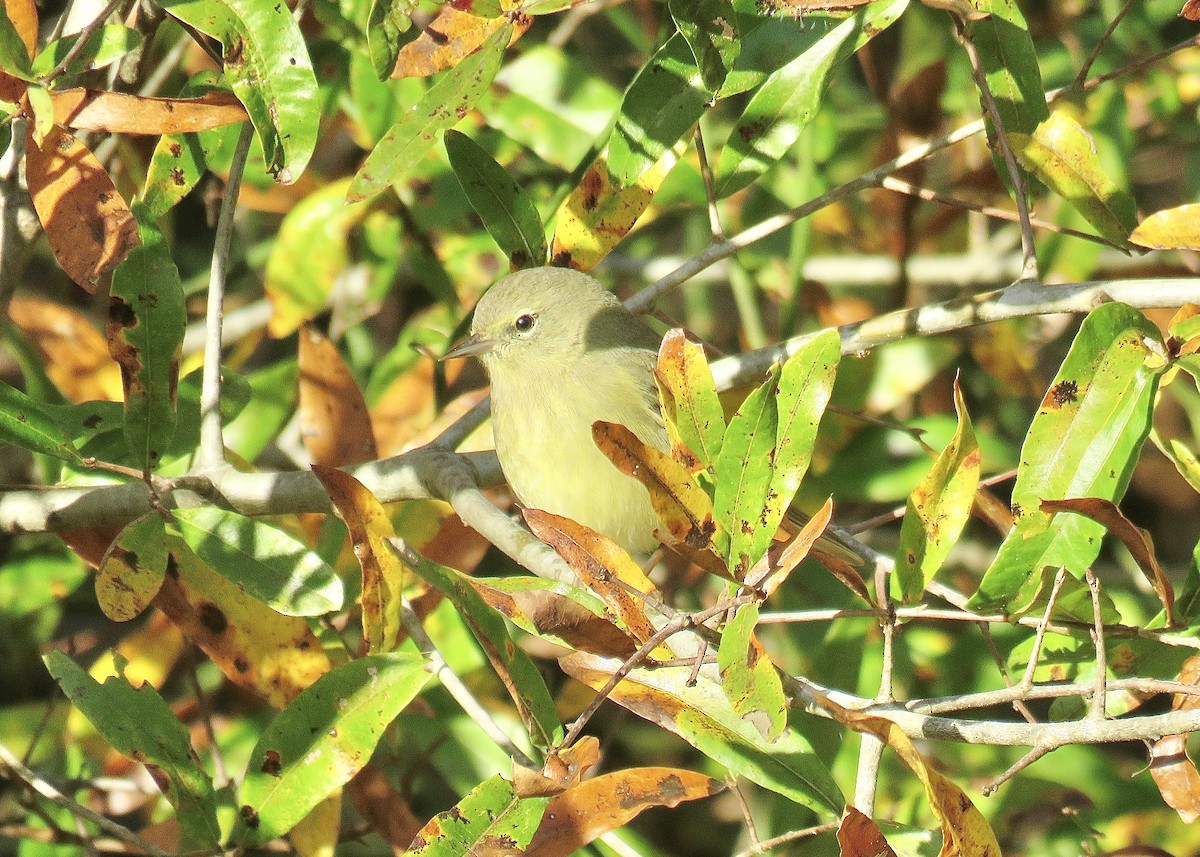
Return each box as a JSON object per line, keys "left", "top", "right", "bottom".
{"left": 44, "top": 651, "right": 221, "bottom": 850}
{"left": 655, "top": 328, "right": 726, "bottom": 477}
{"left": 892, "top": 381, "right": 980, "bottom": 603}
{"left": 0, "top": 381, "right": 81, "bottom": 462}
{"left": 713, "top": 364, "right": 780, "bottom": 578}
{"left": 108, "top": 202, "right": 185, "bottom": 472}
{"left": 366, "top": 0, "right": 417, "bottom": 81}
{"left": 173, "top": 506, "right": 344, "bottom": 616}
{"left": 669, "top": 0, "right": 740, "bottom": 93}
{"left": 402, "top": 775, "right": 549, "bottom": 857}
{"left": 717, "top": 603, "right": 786, "bottom": 742}
{"left": 967, "top": 0, "right": 1048, "bottom": 136}
{"left": 348, "top": 24, "right": 509, "bottom": 203}
{"left": 714, "top": 0, "right": 907, "bottom": 197}
{"left": 1013, "top": 110, "right": 1138, "bottom": 245}
{"left": 406, "top": 551, "right": 563, "bottom": 749}
{"left": 0, "top": 0, "right": 32, "bottom": 81}
{"left": 768, "top": 328, "right": 840, "bottom": 544}
{"left": 155, "top": 0, "right": 318, "bottom": 182}
{"left": 970, "top": 303, "right": 1165, "bottom": 613}
{"left": 444, "top": 129, "right": 547, "bottom": 268}
{"left": 607, "top": 32, "right": 710, "bottom": 187}
{"left": 235, "top": 653, "right": 430, "bottom": 846}
{"left": 31, "top": 26, "right": 142, "bottom": 78}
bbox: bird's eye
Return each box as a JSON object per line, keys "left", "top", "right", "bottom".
{"left": 514, "top": 313, "right": 536, "bottom": 333}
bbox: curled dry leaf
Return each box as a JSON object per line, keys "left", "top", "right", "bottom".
{"left": 513, "top": 735, "right": 601, "bottom": 798}
{"left": 24, "top": 124, "right": 140, "bottom": 292}
{"left": 1149, "top": 654, "right": 1200, "bottom": 823}
{"left": 51, "top": 89, "right": 248, "bottom": 134}
{"left": 1040, "top": 497, "right": 1176, "bottom": 625}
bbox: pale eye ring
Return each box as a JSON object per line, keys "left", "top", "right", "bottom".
{"left": 514, "top": 313, "right": 536, "bottom": 333}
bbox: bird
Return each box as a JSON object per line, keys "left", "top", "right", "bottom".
{"left": 443, "top": 266, "right": 667, "bottom": 555}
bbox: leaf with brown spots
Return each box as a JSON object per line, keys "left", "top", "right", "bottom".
{"left": 549, "top": 149, "right": 679, "bottom": 272}
{"left": 43, "top": 650, "right": 222, "bottom": 850}
{"left": 235, "top": 653, "right": 430, "bottom": 847}
{"left": 400, "top": 774, "right": 548, "bottom": 857}
{"left": 24, "top": 124, "right": 140, "bottom": 292}
{"left": 50, "top": 89, "right": 247, "bottom": 134}
{"left": 391, "top": 5, "right": 530, "bottom": 78}
{"left": 717, "top": 602, "right": 787, "bottom": 742}
{"left": 523, "top": 768, "right": 724, "bottom": 857}
{"left": 655, "top": 328, "right": 725, "bottom": 476}
{"left": 96, "top": 514, "right": 168, "bottom": 622}
{"left": 592, "top": 420, "right": 718, "bottom": 552}
{"left": 154, "top": 542, "right": 331, "bottom": 708}
{"left": 107, "top": 203, "right": 185, "bottom": 472}
{"left": 298, "top": 325, "right": 378, "bottom": 467}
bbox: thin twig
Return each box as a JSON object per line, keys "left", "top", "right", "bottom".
{"left": 726, "top": 776, "right": 763, "bottom": 854}
{"left": 196, "top": 122, "right": 254, "bottom": 472}
{"left": 1072, "top": 0, "right": 1137, "bottom": 89}
{"left": 1021, "top": 567, "right": 1069, "bottom": 691}
{"left": 981, "top": 743, "right": 1052, "bottom": 795}
{"left": 40, "top": 0, "right": 127, "bottom": 84}
{"left": 732, "top": 821, "right": 839, "bottom": 857}
{"left": 694, "top": 123, "right": 724, "bottom": 241}
{"left": 1086, "top": 568, "right": 1108, "bottom": 720}
{"left": 0, "top": 742, "right": 171, "bottom": 857}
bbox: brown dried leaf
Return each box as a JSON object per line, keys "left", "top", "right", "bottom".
{"left": 1149, "top": 655, "right": 1200, "bottom": 823}
{"left": 472, "top": 580, "right": 639, "bottom": 659}
{"left": 24, "top": 124, "right": 140, "bottom": 292}
{"left": 1041, "top": 497, "right": 1176, "bottom": 625}
{"left": 8, "top": 296, "right": 123, "bottom": 401}
{"left": 347, "top": 764, "right": 423, "bottom": 852}
{"left": 391, "top": 6, "right": 530, "bottom": 78}
{"left": 298, "top": 324, "right": 378, "bottom": 467}
{"left": 513, "top": 735, "right": 601, "bottom": 798}
{"left": 837, "top": 806, "right": 897, "bottom": 857}
{"left": 523, "top": 768, "right": 724, "bottom": 857}
{"left": 523, "top": 509, "right": 662, "bottom": 650}
{"left": 1183, "top": 0, "right": 1200, "bottom": 20}
{"left": 51, "top": 89, "right": 247, "bottom": 134}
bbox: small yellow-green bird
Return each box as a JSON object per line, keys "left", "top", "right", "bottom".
{"left": 444, "top": 267, "right": 667, "bottom": 555}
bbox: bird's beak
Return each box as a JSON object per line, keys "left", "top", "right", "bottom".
{"left": 442, "top": 333, "right": 495, "bottom": 361}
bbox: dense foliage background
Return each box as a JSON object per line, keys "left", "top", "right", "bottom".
{"left": 2, "top": 0, "right": 1200, "bottom": 854}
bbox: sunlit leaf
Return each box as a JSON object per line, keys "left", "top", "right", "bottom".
{"left": 655, "top": 328, "right": 725, "bottom": 475}
{"left": 1131, "top": 203, "right": 1200, "bottom": 251}
{"left": 718, "top": 603, "right": 787, "bottom": 742}
{"left": 297, "top": 325, "right": 378, "bottom": 466}
{"left": 235, "top": 653, "right": 430, "bottom": 846}
{"left": 399, "top": 775, "right": 548, "bottom": 857}
{"left": 0, "top": 379, "right": 81, "bottom": 462}
{"left": 96, "top": 514, "right": 168, "bottom": 622}
{"left": 31, "top": 26, "right": 142, "bottom": 78}
{"left": 51, "top": 88, "right": 247, "bottom": 134}
{"left": 390, "top": 5, "right": 528, "bottom": 79}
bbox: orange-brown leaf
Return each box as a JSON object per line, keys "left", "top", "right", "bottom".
{"left": 8, "top": 297, "right": 123, "bottom": 401}
{"left": 391, "top": 6, "right": 530, "bottom": 78}
{"left": 313, "top": 465, "right": 404, "bottom": 654}
{"left": 298, "top": 325, "right": 378, "bottom": 467}
{"left": 514, "top": 736, "right": 601, "bottom": 798}
{"left": 50, "top": 89, "right": 248, "bottom": 134}
{"left": 745, "top": 497, "right": 833, "bottom": 596}
{"left": 523, "top": 509, "right": 662, "bottom": 649}
{"left": 0, "top": 0, "right": 35, "bottom": 102}
{"left": 24, "top": 124, "right": 140, "bottom": 292}
{"left": 472, "top": 579, "right": 639, "bottom": 659}
{"left": 524, "top": 768, "right": 724, "bottom": 857}
{"left": 592, "top": 420, "right": 716, "bottom": 550}
{"left": 347, "top": 765, "right": 424, "bottom": 852}
{"left": 837, "top": 806, "right": 898, "bottom": 857}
